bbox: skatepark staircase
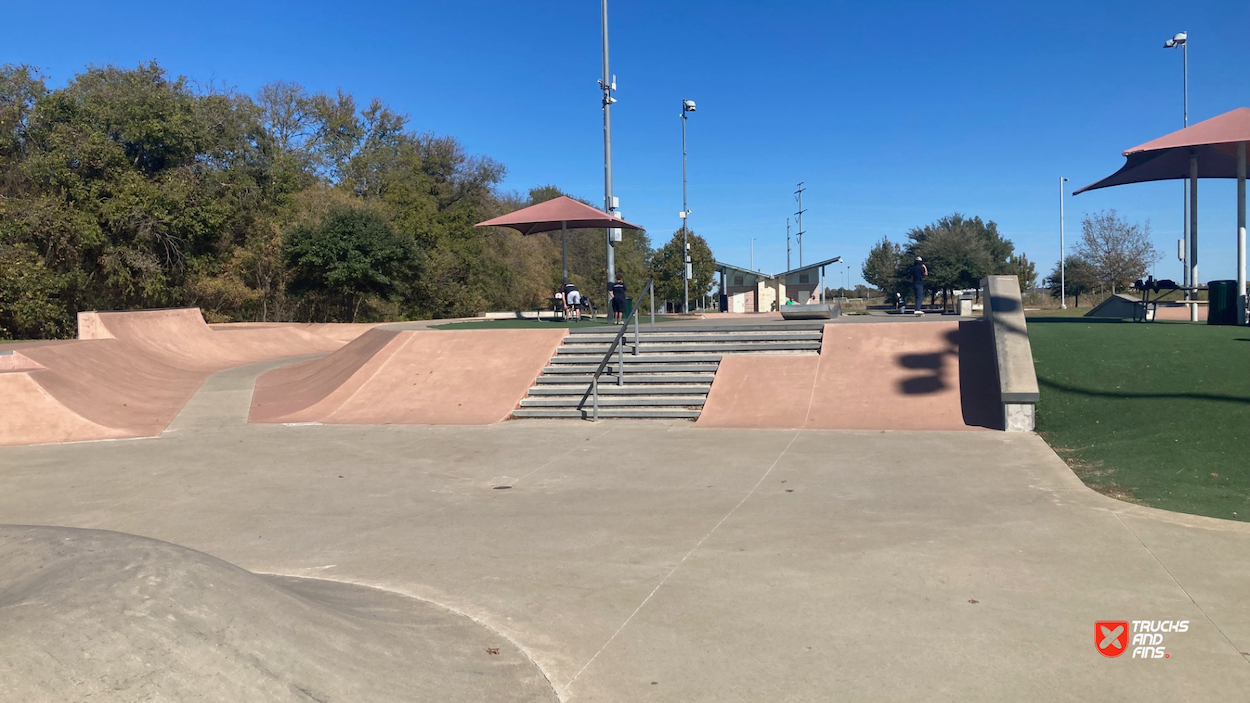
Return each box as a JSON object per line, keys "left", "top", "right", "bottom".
{"left": 512, "top": 323, "right": 824, "bottom": 420}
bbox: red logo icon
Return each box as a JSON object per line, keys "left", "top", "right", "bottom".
{"left": 1097, "top": 621, "right": 1129, "bottom": 658}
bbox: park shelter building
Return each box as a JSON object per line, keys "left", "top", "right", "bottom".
{"left": 716, "top": 256, "right": 842, "bottom": 312}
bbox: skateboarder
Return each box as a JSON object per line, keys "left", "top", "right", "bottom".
{"left": 911, "top": 257, "right": 928, "bottom": 316}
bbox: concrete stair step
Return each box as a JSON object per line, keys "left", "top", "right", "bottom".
{"left": 534, "top": 374, "right": 715, "bottom": 385}
{"left": 566, "top": 323, "right": 824, "bottom": 335}
{"left": 548, "top": 353, "right": 725, "bottom": 363}
{"left": 526, "top": 384, "right": 712, "bottom": 395}
{"left": 519, "top": 396, "right": 706, "bottom": 407}
{"left": 511, "top": 408, "right": 702, "bottom": 419}
{"left": 556, "top": 342, "right": 821, "bottom": 354}
{"left": 541, "top": 363, "right": 719, "bottom": 374}
{"left": 564, "top": 332, "right": 823, "bottom": 344}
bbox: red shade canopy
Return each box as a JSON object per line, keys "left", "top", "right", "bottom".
{"left": 475, "top": 196, "right": 642, "bottom": 234}
{"left": 1074, "top": 108, "right": 1250, "bottom": 194}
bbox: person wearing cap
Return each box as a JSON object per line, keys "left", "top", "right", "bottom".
{"left": 911, "top": 257, "right": 928, "bottom": 316}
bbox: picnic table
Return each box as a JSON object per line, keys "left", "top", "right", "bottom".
{"left": 1130, "top": 279, "right": 1205, "bottom": 322}
{"left": 548, "top": 296, "right": 597, "bottom": 321}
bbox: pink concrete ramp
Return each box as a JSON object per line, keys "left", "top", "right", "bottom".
{"left": 697, "top": 320, "right": 1000, "bottom": 431}
{"left": 1, "top": 309, "right": 362, "bottom": 446}
{"left": 79, "top": 309, "right": 342, "bottom": 371}
{"left": 250, "top": 329, "right": 565, "bottom": 426}
{"left": 209, "top": 321, "right": 380, "bottom": 344}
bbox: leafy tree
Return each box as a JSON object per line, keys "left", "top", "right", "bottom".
{"left": 1004, "top": 253, "right": 1038, "bottom": 291}
{"left": 1048, "top": 256, "right": 1097, "bottom": 307}
{"left": 653, "top": 229, "right": 714, "bottom": 311}
{"left": 0, "top": 243, "right": 65, "bottom": 338}
{"left": 283, "top": 206, "right": 417, "bottom": 321}
{"left": 0, "top": 60, "right": 665, "bottom": 336}
{"left": 913, "top": 227, "right": 993, "bottom": 303}
{"left": 862, "top": 237, "right": 904, "bottom": 295}
{"left": 1076, "top": 210, "right": 1157, "bottom": 293}
{"left": 907, "top": 214, "right": 1012, "bottom": 296}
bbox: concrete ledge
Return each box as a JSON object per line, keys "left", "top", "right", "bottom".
{"left": 780, "top": 302, "right": 840, "bottom": 320}
{"left": 982, "top": 275, "right": 1040, "bottom": 431}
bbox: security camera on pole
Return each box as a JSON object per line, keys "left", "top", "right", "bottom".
{"left": 681, "top": 98, "right": 696, "bottom": 313}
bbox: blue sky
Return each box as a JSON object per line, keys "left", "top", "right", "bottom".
{"left": 6, "top": 0, "right": 1249, "bottom": 286}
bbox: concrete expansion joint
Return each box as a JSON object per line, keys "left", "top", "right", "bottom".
{"left": 557, "top": 430, "right": 801, "bottom": 698}
{"left": 1110, "top": 513, "right": 1249, "bottom": 664}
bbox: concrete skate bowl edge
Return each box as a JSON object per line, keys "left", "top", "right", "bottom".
{"left": 0, "top": 525, "right": 554, "bottom": 703}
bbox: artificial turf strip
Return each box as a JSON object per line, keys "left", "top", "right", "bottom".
{"left": 1028, "top": 318, "right": 1250, "bottom": 522}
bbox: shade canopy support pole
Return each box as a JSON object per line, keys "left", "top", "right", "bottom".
{"left": 1190, "top": 154, "right": 1199, "bottom": 322}
{"left": 561, "top": 221, "right": 568, "bottom": 285}
{"left": 1238, "top": 141, "right": 1247, "bottom": 325}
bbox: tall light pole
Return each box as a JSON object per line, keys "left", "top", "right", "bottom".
{"left": 1164, "top": 31, "right": 1188, "bottom": 292}
{"left": 681, "top": 98, "right": 696, "bottom": 313}
{"left": 786, "top": 218, "right": 792, "bottom": 270}
{"left": 794, "top": 183, "right": 806, "bottom": 267}
{"left": 600, "top": 1, "right": 618, "bottom": 298}
{"left": 1059, "top": 176, "right": 1068, "bottom": 309}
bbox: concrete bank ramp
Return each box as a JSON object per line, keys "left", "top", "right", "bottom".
{"left": 250, "top": 328, "right": 565, "bottom": 425}
{"left": 1, "top": 309, "right": 356, "bottom": 446}
{"left": 1084, "top": 293, "right": 1141, "bottom": 319}
{"left": 0, "top": 526, "right": 554, "bottom": 703}
{"left": 697, "top": 320, "right": 1000, "bottom": 430}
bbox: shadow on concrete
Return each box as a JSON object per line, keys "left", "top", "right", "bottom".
{"left": 897, "top": 352, "right": 948, "bottom": 394}
{"left": 956, "top": 321, "right": 1002, "bottom": 429}
{"left": 892, "top": 321, "right": 1001, "bottom": 429}
{"left": 1025, "top": 317, "right": 1130, "bottom": 325}
{"left": 1037, "top": 377, "right": 1250, "bottom": 405}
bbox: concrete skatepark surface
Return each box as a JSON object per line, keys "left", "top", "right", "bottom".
{"left": 3, "top": 309, "right": 1247, "bottom": 700}
{"left": 1, "top": 356, "right": 1249, "bottom": 701}
{"left": 2, "top": 307, "right": 999, "bottom": 446}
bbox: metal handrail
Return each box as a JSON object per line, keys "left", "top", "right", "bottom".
{"left": 578, "top": 278, "right": 655, "bottom": 420}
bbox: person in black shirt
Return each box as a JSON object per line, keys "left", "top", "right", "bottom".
{"left": 911, "top": 257, "right": 928, "bottom": 316}
{"left": 609, "top": 273, "right": 627, "bottom": 323}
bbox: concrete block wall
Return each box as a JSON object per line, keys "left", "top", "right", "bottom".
{"left": 981, "top": 276, "right": 1040, "bottom": 432}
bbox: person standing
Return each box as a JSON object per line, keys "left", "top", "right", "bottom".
{"left": 911, "top": 257, "right": 928, "bottom": 316}
{"left": 609, "top": 273, "right": 627, "bottom": 323}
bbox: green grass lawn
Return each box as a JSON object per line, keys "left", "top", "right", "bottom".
{"left": 432, "top": 315, "right": 687, "bottom": 330}
{"left": 1029, "top": 318, "right": 1250, "bottom": 521}
{"left": 1026, "top": 306, "right": 1094, "bottom": 318}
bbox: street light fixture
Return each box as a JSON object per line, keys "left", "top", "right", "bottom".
{"left": 1164, "top": 31, "right": 1189, "bottom": 294}
{"left": 681, "top": 98, "right": 696, "bottom": 313}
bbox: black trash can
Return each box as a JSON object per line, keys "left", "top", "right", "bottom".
{"left": 1207, "top": 280, "right": 1237, "bottom": 326}
{"left": 623, "top": 297, "right": 634, "bottom": 319}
